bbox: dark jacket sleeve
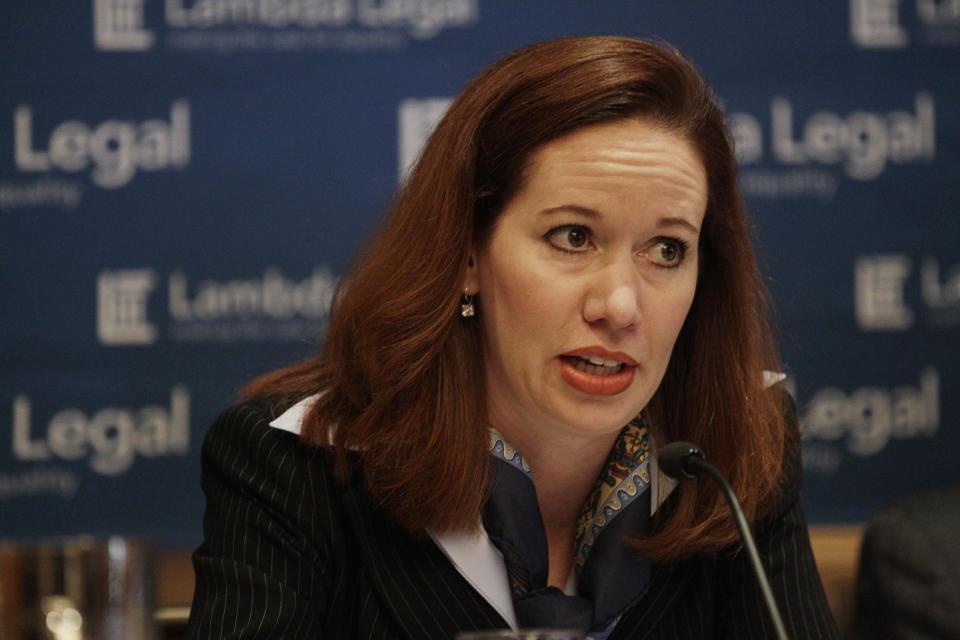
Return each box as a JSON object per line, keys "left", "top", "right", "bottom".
{"left": 714, "top": 391, "right": 841, "bottom": 639}
{"left": 184, "top": 401, "right": 334, "bottom": 639}
{"left": 848, "top": 486, "right": 960, "bottom": 640}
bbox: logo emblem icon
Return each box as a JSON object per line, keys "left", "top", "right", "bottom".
{"left": 97, "top": 270, "right": 158, "bottom": 345}
{"left": 94, "top": 0, "right": 154, "bottom": 51}
{"left": 855, "top": 255, "right": 913, "bottom": 330}
{"left": 850, "top": 0, "right": 909, "bottom": 48}
{"left": 397, "top": 98, "right": 452, "bottom": 180}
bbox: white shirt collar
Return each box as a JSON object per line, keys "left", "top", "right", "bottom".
{"left": 268, "top": 395, "right": 315, "bottom": 435}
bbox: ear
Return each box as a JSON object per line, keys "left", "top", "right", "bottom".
{"left": 463, "top": 250, "right": 480, "bottom": 296}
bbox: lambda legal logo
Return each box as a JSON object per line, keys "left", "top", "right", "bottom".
{"left": 855, "top": 254, "right": 960, "bottom": 330}
{"left": 851, "top": 0, "right": 960, "bottom": 48}
{"left": 96, "top": 266, "right": 338, "bottom": 346}
{"left": 97, "top": 270, "right": 158, "bottom": 345}
{"left": 94, "top": 0, "right": 154, "bottom": 51}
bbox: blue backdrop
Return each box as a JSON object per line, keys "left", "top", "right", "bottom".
{"left": 2, "top": 0, "right": 958, "bottom": 547}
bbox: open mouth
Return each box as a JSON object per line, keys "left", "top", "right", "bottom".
{"left": 560, "top": 355, "right": 629, "bottom": 377}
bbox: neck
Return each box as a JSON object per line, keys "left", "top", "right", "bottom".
{"left": 528, "top": 437, "right": 612, "bottom": 529}
{"left": 494, "top": 422, "right": 618, "bottom": 588}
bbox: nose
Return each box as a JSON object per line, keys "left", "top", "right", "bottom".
{"left": 582, "top": 256, "right": 640, "bottom": 329}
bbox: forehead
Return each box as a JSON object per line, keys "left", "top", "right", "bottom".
{"left": 521, "top": 119, "right": 707, "bottom": 214}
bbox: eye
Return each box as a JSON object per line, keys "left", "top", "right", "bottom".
{"left": 545, "top": 224, "right": 592, "bottom": 253}
{"left": 647, "top": 238, "right": 689, "bottom": 268}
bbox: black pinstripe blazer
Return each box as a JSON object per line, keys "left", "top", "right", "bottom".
{"left": 185, "top": 398, "right": 839, "bottom": 639}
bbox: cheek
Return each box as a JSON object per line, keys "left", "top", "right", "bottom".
{"left": 480, "top": 248, "right": 576, "bottom": 353}
{"left": 651, "top": 277, "right": 698, "bottom": 349}
{"left": 483, "top": 234, "right": 536, "bottom": 299}
{"left": 487, "top": 262, "right": 560, "bottom": 329}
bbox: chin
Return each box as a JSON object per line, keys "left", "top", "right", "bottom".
{"left": 561, "top": 400, "right": 645, "bottom": 435}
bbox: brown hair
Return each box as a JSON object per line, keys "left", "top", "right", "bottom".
{"left": 243, "top": 36, "right": 787, "bottom": 559}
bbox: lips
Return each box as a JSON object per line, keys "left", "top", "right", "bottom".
{"left": 559, "top": 347, "right": 637, "bottom": 395}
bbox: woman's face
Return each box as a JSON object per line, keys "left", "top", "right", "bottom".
{"left": 467, "top": 118, "right": 707, "bottom": 446}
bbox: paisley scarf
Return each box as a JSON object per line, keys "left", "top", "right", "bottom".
{"left": 483, "top": 415, "right": 653, "bottom": 638}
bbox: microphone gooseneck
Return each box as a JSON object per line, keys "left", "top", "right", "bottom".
{"left": 659, "top": 441, "right": 790, "bottom": 640}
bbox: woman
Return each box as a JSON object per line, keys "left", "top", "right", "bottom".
{"left": 186, "top": 36, "right": 839, "bottom": 639}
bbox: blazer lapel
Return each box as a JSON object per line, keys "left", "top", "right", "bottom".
{"left": 340, "top": 480, "right": 510, "bottom": 640}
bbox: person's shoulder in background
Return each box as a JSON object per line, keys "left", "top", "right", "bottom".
{"left": 848, "top": 484, "right": 960, "bottom": 640}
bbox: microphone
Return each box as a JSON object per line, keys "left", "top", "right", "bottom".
{"left": 658, "top": 441, "right": 790, "bottom": 640}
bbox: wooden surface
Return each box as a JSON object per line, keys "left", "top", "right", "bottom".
{"left": 808, "top": 525, "right": 865, "bottom": 632}
{"left": 157, "top": 550, "right": 196, "bottom": 608}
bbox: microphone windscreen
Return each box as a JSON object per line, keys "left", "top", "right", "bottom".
{"left": 658, "top": 441, "right": 704, "bottom": 480}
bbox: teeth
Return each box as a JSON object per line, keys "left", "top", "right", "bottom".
{"left": 585, "top": 356, "right": 620, "bottom": 367}
{"left": 571, "top": 357, "right": 623, "bottom": 376}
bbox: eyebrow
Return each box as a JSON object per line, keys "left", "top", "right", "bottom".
{"left": 540, "top": 205, "right": 599, "bottom": 218}
{"left": 656, "top": 216, "right": 700, "bottom": 235}
{"left": 540, "top": 205, "right": 700, "bottom": 234}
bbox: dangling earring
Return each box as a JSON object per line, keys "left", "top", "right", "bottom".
{"left": 460, "top": 290, "right": 476, "bottom": 318}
